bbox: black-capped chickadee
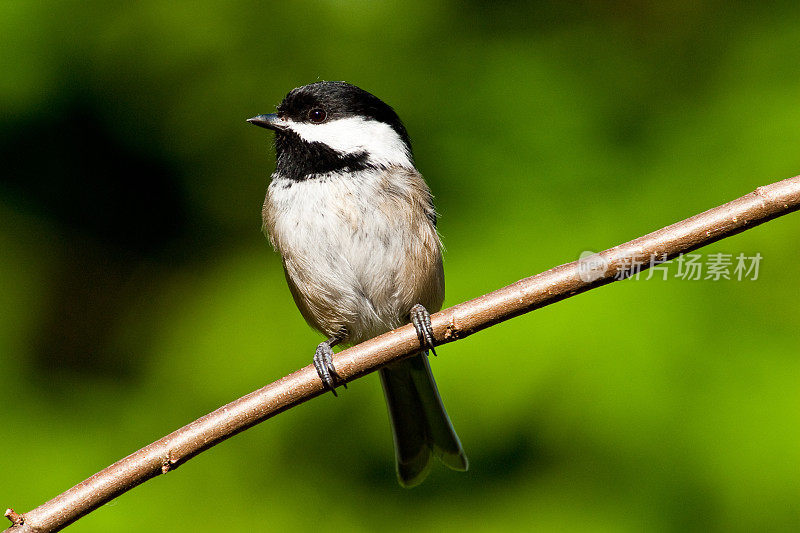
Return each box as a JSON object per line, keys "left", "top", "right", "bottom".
{"left": 248, "top": 81, "right": 467, "bottom": 487}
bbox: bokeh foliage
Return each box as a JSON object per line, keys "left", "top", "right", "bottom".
{"left": 2, "top": 1, "right": 800, "bottom": 531}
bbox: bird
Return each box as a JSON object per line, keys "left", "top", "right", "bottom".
{"left": 248, "top": 81, "right": 467, "bottom": 487}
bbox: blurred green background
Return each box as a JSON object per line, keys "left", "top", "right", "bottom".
{"left": 2, "top": 1, "right": 800, "bottom": 531}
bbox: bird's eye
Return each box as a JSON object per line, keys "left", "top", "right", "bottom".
{"left": 308, "top": 108, "right": 327, "bottom": 123}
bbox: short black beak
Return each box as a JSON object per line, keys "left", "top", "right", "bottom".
{"left": 247, "top": 113, "right": 285, "bottom": 131}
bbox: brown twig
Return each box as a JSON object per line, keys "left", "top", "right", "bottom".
{"left": 3, "top": 511, "right": 21, "bottom": 528}
{"left": 5, "top": 175, "right": 800, "bottom": 532}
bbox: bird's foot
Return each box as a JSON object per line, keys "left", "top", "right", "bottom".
{"left": 410, "top": 304, "right": 437, "bottom": 357}
{"left": 313, "top": 334, "right": 346, "bottom": 396}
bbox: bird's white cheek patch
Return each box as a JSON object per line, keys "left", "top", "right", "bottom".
{"left": 286, "top": 117, "right": 412, "bottom": 168}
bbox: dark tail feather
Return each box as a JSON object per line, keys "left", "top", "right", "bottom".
{"left": 379, "top": 352, "right": 468, "bottom": 487}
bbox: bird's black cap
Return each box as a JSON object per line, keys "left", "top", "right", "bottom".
{"left": 249, "top": 81, "right": 413, "bottom": 181}
{"left": 276, "top": 81, "right": 411, "bottom": 148}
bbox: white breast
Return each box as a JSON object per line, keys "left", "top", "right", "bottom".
{"left": 265, "top": 168, "right": 443, "bottom": 344}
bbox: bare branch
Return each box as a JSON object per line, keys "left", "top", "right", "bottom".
{"left": 5, "top": 175, "right": 800, "bottom": 532}
{"left": 3, "top": 512, "right": 21, "bottom": 528}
